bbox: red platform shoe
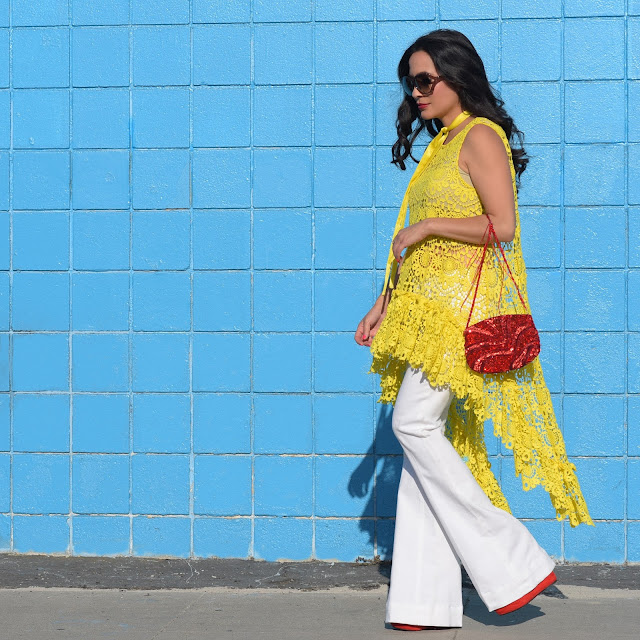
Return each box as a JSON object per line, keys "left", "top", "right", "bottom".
{"left": 495, "top": 570, "right": 557, "bottom": 615}
{"left": 390, "top": 623, "right": 443, "bottom": 631}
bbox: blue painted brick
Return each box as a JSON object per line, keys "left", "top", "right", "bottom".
{"left": 376, "top": 208, "right": 407, "bottom": 270}
{"left": 13, "top": 453, "right": 70, "bottom": 513}
{"left": 192, "top": 0, "right": 251, "bottom": 23}
{"left": 565, "top": 0, "right": 625, "bottom": 16}
{"left": 193, "top": 24, "right": 251, "bottom": 85}
{"left": 565, "top": 332, "right": 625, "bottom": 393}
{"left": 253, "top": 86, "right": 311, "bottom": 147}
{"left": 132, "top": 516, "right": 190, "bottom": 557}
{"left": 0, "top": 337, "right": 7, "bottom": 392}
{"left": 73, "top": 455, "right": 130, "bottom": 514}
{"left": 72, "top": 272, "right": 129, "bottom": 331}
{"left": 254, "top": 23, "right": 312, "bottom": 85}
{"left": 315, "top": 272, "right": 374, "bottom": 331}
{"left": 516, "top": 145, "right": 561, "bottom": 206}
{"left": 629, "top": 396, "right": 640, "bottom": 456}
{"left": 192, "top": 333, "right": 250, "bottom": 392}
{"left": 316, "top": 456, "right": 375, "bottom": 516}
{"left": 0, "top": 213, "right": 7, "bottom": 268}
{"left": 572, "top": 458, "right": 624, "bottom": 520}
{"left": 315, "top": 84, "right": 373, "bottom": 147}
{"left": 563, "top": 395, "right": 625, "bottom": 456}
{"left": 131, "top": 0, "right": 190, "bottom": 24}
{"left": 72, "top": 334, "right": 129, "bottom": 392}
{"left": 565, "top": 208, "right": 626, "bottom": 268}
{"left": 193, "top": 272, "right": 251, "bottom": 331}
{"left": 315, "top": 210, "right": 374, "bottom": 270}
{"left": 565, "top": 82, "right": 625, "bottom": 143}
{"left": 628, "top": 522, "right": 640, "bottom": 562}
{"left": 253, "top": 271, "right": 312, "bottom": 331}
{"left": 501, "top": 83, "right": 560, "bottom": 144}
{"left": 253, "top": 210, "right": 312, "bottom": 270}
{"left": 254, "top": 0, "right": 312, "bottom": 22}
{"left": 194, "top": 86, "right": 251, "bottom": 147}
{"left": 564, "top": 144, "right": 624, "bottom": 206}
{"left": 72, "top": 27, "right": 129, "bottom": 87}
{"left": 628, "top": 333, "right": 640, "bottom": 393}
{"left": 314, "top": 147, "right": 373, "bottom": 207}
{"left": 630, "top": 145, "right": 640, "bottom": 205}
{"left": 0, "top": 273, "right": 6, "bottom": 331}
{"left": 316, "top": 0, "right": 372, "bottom": 21}
{"left": 133, "top": 272, "right": 190, "bottom": 331}
{"left": 315, "top": 518, "right": 374, "bottom": 561}
{"left": 628, "top": 460, "right": 640, "bottom": 519}
{"left": 12, "top": 334, "right": 69, "bottom": 392}
{"left": 12, "top": 0, "right": 68, "bottom": 26}
{"left": 440, "top": 0, "right": 498, "bottom": 20}
{"left": 526, "top": 269, "right": 562, "bottom": 331}
{"left": 13, "top": 211, "right": 69, "bottom": 270}
{"left": 13, "top": 88, "right": 69, "bottom": 149}
{"left": 500, "top": 456, "right": 558, "bottom": 520}
{"left": 564, "top": 18, "right": 625, "bottom": 80}
{"left": 376, "top": 456, "right": 401, "bottom": 517}
{"left": 72, "top": 150, "right": 129, "bottom": 210}
{"left": 375, "top": 84, "right": 404, "bottom": 146}
{"left": 565, "top": 520, "right": 624, "bottom": 562}
{"left": 13, "top": 150, "right": 70, "bottom": 209}
{"left": 629, "top": 271, "right": 640, "bottom": 331}
{"left": 631, "top": 19, "right": 640, "bottom": 79}
{"left": 315, "top": 22, "right": 373, "bottom": 84}
{"left": 502, "top": 0, "right": 561, "bottom": 18}
{"left": 12, "top": 272, "right": 69, "bottom": 331}
{"left": 519, "top": 208, "right": 561, "bottom": 268}
{"left": 254, "top": 518, "right": 312, "bottom": 562}
{"left": 132, "top": 333, "right": 190, "bottom": 392}
{"left": 521, "top": 521, "right": 562, "bottom": 560}
{"left": 13, "top": 27, "right": 69, "bottom": 88}
{"left": 132, "top": 26, "right": 190, "bottom": 86}
{"left": 193, "top": 209, "right": 251, "bottom": 270}
{"left": 254, "top": 394, "right": 312, "bottom": 453}
{"left": 194, "top": 455, "right": 252, "bottom": 515}
{"left": 132, "top": 149, "right": 190, "bottom": 210}
{"left": 193, "top": 394, "right": 251, "bottom": 454}
{"left": 72, "top": 516, "right": 130, "bottom": 556}
{"left": 630, "top": 82, "right": 640, "bottom": 142}
{"left": 132, "top": 454, "right": 190, "bottom": 515}
{"left": 565, "top": 270, "right": 625, "bottom": 331}
{"left": 72, "top": 394, "right": 130, "bottom": 453}
{"left": 132, "top": 211, "right": 190, "bottom": 270}
{"left": 132, "top": 88, "right": 190, "bottom": 148}
{"left": 193, "top": 517, "right": 251, "bottom": 559}
{"left": 133, "top": 394, "right": 190, "bottom": 453}
{"left": 253, "top": 148, "right": 312, "bottom": 208}
{"left": 0, "top": 31, "right": 8, "bottom": 88}
{"left": 314, "top": 394, "right": 373, "bottom": 454}
{"left": 13, "top": 393, "right": 69, "bottom": 452}
{"left": 192, "top": 149, "right": 251, "bottom": 208}
{"left": 72, "top": 211, "right": 130, "bottom": 270}
{"left": 315, "top": 333, "right": 373, "bottom": 393}
{"left": 0, "top": 394, "right": 9, "bottom": 451}
{"left": 0, "top": 90, "right": 9, "bottom": 147}
{"left": 254, "top": 456, "right": 312, "bottom": 516}
{"left": 72, "top": 0, "right": 130, "bottom": 26}
{"left": 0, "top": 152, "right": 7, "bottom": 208}
{"left": 253, "top": 334, "right": 311, "bottom": 392}
{"left": 73, "top": 88, "right": 129, "bottom": 149}
{"left": 13, "top": 515, "right": 70, "bottom": 553}
{"left": 377, "top": 0, "right": 435, "bottom": 21}
{"left": 502, "top": 20, "right": 562, "bottom": 81}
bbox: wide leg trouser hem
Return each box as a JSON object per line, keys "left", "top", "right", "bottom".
{"left": 385, "top": 602, "right": 464, "bottom": 628}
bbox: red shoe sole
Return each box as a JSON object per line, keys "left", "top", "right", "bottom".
{"left": 495, "top": 570, "right": 557, "bottom": 615}
{"left": 390, "top": 623, "right": 442, "bottom": 631}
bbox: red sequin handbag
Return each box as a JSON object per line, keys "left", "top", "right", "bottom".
{"left": 462, "top": 219, "right": 540, "bottom": 374}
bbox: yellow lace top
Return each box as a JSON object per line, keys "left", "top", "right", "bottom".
{"left": 369, "top": 116, "right": 594, "bottom": 528}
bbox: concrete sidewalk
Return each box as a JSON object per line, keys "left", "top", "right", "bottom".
{"left": 0, "top": 556, "right": 638, "bottom": 639}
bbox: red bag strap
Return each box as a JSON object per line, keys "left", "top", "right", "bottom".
{"left": 462, "top": 217, "right": 528, "bottom": 331}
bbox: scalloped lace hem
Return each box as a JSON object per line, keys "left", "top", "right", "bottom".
{"left": 368, "top": 289, "right": 595, "bottom": 529}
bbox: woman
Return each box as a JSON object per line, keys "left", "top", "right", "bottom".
{"left": 354, "top": 30, "right": 594, "bottom": 630}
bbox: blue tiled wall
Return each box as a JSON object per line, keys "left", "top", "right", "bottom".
{"left": 0, "top": 1, "right": 637, "bottom": 563}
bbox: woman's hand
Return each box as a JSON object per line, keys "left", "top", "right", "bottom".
{"left": 391, "top": 220, "right": 429, "bottom": 262}
{"left": 355, "top": 293, "right": 389, "bottom": 347}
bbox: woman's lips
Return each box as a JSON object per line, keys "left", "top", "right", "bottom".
{"left": 418, "top": 103, "right": 429, "bottom": 110}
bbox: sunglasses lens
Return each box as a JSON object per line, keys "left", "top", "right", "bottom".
{"left": 402, "top": 74, "right": 436, "bottom": 96}
{"left": 401, "top": 76, "right": 413, "bottom": 95}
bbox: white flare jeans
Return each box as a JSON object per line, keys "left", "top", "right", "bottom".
{"left": 385, "top": 364, "right": 556, "bottom": 627}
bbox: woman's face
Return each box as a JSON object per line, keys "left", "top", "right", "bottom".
{"left": 407, "top": 50, "right": 461, "bottom": 121}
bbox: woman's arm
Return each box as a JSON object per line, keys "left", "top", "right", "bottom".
{"left": 422, "top": 124, "right": 517, "bottom": 245}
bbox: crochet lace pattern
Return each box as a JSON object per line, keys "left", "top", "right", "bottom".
{"left": 369, "top": 117, "right": 594, "bottom": 528}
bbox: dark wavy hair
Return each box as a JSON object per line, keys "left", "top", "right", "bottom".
{"left": 392, "top": 29, "right": 529, "bottom": 189}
